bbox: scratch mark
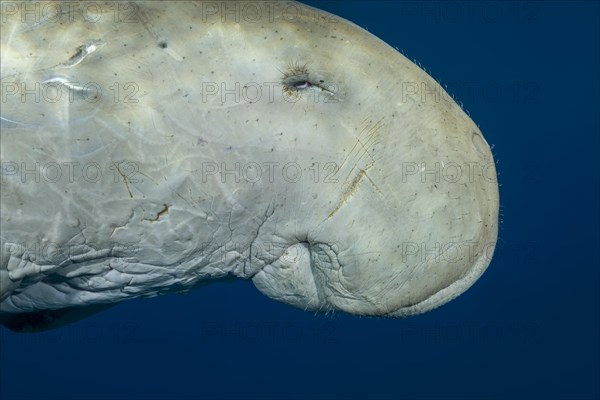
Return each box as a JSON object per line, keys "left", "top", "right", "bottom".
{"left": 136, "top": 6, "right": 161, "bottom": 42}
{"left": 143, "top": 204, "right": 169, "bottom": 222}
{"left": 327, "top": 169, "right": 368, "bottom": 219}
{"left": 325, "top": 117, "right": 387, "bottom": 219}
{"left": 361, "top": 169, "right": 384, "bottom": 197}
{"left": 337, "top": 117, "right": 385, "bottom": 188}
{"left": 112, "top": 161, "right": 134, "bottom": 198}
{"left": 57, "top": 39, "right": 105, "bottom": 68}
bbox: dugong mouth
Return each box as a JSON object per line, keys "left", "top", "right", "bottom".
{"left": 0, "top": 1, "right": 499, "bottom": 331}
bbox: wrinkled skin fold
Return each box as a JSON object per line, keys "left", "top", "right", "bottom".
{"left": 0, "top": 1, "right": 499, "bottom": 331}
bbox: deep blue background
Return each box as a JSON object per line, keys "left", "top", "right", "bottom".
{"left": 1, "top": 2, "right": 598, "bottom": 399}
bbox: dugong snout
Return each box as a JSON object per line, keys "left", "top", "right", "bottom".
{"left": 252, "top": 106, "right": 498, "bottom": 316}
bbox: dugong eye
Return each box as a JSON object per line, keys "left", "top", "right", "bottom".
{"left": 282, "top": 75, "right": 313, "bottom": 95}
{"left": 293, "top": 80, "right": 311, "bottom": 89}
{"left": 281, "top": 61, "right": 334, "bottom": 97}
{"left": 281, "top": 62, "right": 312, "bottom": 93}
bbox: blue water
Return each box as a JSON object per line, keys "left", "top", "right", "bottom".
{"left": 1, "top": 2, "right": 598, "bottom": 399}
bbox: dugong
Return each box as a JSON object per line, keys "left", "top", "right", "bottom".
{"left": 0, "top": 1, "right": 499, "bottom": 331}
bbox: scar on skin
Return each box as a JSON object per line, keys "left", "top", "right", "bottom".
{"left": 58, "top": 39, "right": 105, "bottom": 68}
{"left": 143, "top": 204, "right": 170, "bottom": 222}
{"left": 112, "top": 162, "right": 134, "bottom": 199}
{"left": 328, "top": 169, "right": 368, "bottom": 219}
{"left": 337, "top": 117, "right": 385, "bottom": 184}
{"left": 327, "top": 117, "right": 388, "bottom": 218}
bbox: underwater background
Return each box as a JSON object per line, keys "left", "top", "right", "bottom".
{"left": 1, "top": 1, "right": 598, "bottom": 399}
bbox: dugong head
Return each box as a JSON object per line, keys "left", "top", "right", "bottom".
{"left": 0, "top": 1, "right": 498, "bottom": 330}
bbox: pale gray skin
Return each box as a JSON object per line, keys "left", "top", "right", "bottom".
{"left": 0, "top": 1, "right": 498, "bottom": 330}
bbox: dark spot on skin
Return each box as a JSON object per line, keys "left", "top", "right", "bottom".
{"left": 158, "top": 41, "right": 167, "bottom": 49}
